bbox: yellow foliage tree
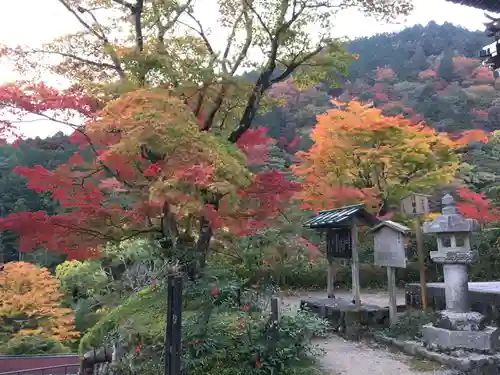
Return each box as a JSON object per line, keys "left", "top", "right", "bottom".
{"left": 0, "top": 262, "right": 79, "bottom": 342}
{"left": 293, "top": 101, "right": 460, "bottom": 213}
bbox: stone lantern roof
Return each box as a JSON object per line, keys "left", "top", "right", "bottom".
{"left": 422, "top": 194, "right": 480, "bottom": 234}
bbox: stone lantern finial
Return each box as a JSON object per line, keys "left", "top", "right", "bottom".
{"left": 441, "top": 194, "right": 457, "bottom": 215}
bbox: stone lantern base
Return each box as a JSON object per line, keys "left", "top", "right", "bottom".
{"left": 422, "top": 310, "right": 500, "bottom": 352}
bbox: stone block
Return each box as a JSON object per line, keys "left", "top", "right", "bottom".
{"left": 422, "top": 324, "right": 500, "bottom": 352}
{"left": 435, "top": 311, "right": 487, "bottom": 331}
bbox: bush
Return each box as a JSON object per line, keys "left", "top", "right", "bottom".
{"left": 382, "top": 310, "right": 438, "bottom": 340}
{"left": 79, "top": 287, "right": 167, "bottom": 352}
{"left": 182, "top": 309, "right": 327, "bottom": 375}
{"left": 1, "top": 334, "right": 71, "bottom": 355}
{"left": 470, "top": 229, "right": 500, "bottom": 281}
{"left": 80, "top": 279, "right": 327, "bottom": 375}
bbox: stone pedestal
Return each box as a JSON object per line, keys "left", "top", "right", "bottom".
{"left": 421, "top": 194, "right": 500, "bottom": 353}
{"left": 422, "top": 310, "right": 500, "bottom": 352}
{"left": 443, "top": 263, "right": 469, "bottom": 313}
{"left": 422, "top": 324, "right": 500, "bottom": 352}
{"left": 421, "top": 250, "right": 500, "bottom": 351}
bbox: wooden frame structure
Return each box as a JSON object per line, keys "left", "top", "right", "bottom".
{"left": 303, "top": 204, "right": 379, "bottom": 307}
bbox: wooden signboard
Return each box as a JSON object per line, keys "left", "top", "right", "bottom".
{"left": 374, "top": 227, "right": 407, "bottom": 269}
{"left": 371, "top": 221, "right": 410, "bottom": 325}
{"left": 326, "top": 228, "right": 352, "bottom": 260}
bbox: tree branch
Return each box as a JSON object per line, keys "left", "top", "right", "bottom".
{"left": 57, "top": 0, "right": 126, "bottom": 79}
{"left": 270, "top": 43, "right": 325, "bottom": 84}
{"left": 31, "top": 49, "right": 118, "bottom": 71}
{"left": 184, "top": 13, "right": 216, "bottom": 57}
{"left": 132, "top": 0, "right": 145, "bottom": 52}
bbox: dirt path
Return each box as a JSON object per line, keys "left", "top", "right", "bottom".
{"left": 282, "top": 290, "right": 456, "bottom": 375}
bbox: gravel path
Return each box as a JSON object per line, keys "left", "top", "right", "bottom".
{"left": 282, "top": 290, "right": 456, "bottom": 375}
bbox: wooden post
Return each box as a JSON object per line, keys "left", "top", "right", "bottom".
{"left": 164, "top": 274, "right": 183, "bottom": 375}
{"left": 351, "top": 220, "right": 361, "bottom": 308}
{"left": 271, "top": 296, "right": 282, "bottom": 323}
{"left": 386, "top": 266, "right": 397, "bottom": 325}
{"left": 327, "top": 260, "right": 335, "bottom": 298}
{"left": 414, "top": 216, "right": 428, "bottom": 310}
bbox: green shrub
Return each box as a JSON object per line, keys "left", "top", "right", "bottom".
{"left": 382, "top": 310, "right": 438, "bottom": 340}
{"left": 81, "top": 278, "right": 327, "bottom": 375}
{"left": 470, "top": 229, "right": 500, "bottom": 281}
{"left": 181, "top": 309, "right": 327, "bottom": 375}
{"left": 79, "top": 287, "right": 167, "bottom": 353}
{"left": 1, "top": 334, "right": 71, "bottom": 355}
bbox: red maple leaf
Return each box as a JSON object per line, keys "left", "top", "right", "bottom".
{"left": 236, "top": 126, "right": 273, "bottom": 165}
{"left": 456, "top": 186, "right": 500, "bottom": 224}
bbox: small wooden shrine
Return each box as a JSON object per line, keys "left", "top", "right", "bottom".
{"left": 303, "top": 204, "right": 379, "bottom": 307}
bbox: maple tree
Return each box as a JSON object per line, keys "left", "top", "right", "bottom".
{"left": 0, "top": 261, "right": 79, "bottom": 342}
{"left": 0, "top": 87, "right": 297, "bottom": 275}
{"left": 293, "top": 101, "right": 462, "bottom": 213}
{"left": 0, "top": 0, "right": 413, "bottom": 277}
{"left": 456, "top": 186, "right": 500, "bottom": 225}
{"left": 0, "top": 0, "right": 412, "bottom": 139}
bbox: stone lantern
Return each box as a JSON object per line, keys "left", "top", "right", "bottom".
{"left": 421, "top": 194, "right": 499, "bottom": 352}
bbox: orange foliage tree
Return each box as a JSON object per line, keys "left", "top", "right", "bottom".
{"left": 293, "top": 101, "right": 461, "bottom": 213}
{"left": 0, "top": 262, "right": 79, "bottom": 342}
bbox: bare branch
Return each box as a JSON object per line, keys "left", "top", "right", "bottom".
{"left": 154, "top": 0, "right": 193, "bottom": 49}
{"left": 185, "top": 12, "right": 216, "bottom": 57}
{"left": 31, "top": 49, "right": 118, "bottom": 71}
{"left": 222, "top": 11, "right": 244, "bottom": 72}
{"left": 270, "top": 43, "right": 326, "bottom": 84}
{"left": 229, "top": 6, "right": 253, "bottom": 75}
{"left": 58, "top": 0, "right": 104, "bottom": 39}
{"left": 110, "top": 0, "right": 136, "bottom": 10}
{"left": 201, "top": 4, "right": 254, "bottom": 132}
{"left": 57, "top": 0, "right": 126, "bottom": 79}
{"left": 242, "top": 0, "right": 273, "bottom": 39}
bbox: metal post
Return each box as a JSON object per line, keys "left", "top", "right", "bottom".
{"left": 164, "top": 274, "right": 183, "bottom": 375}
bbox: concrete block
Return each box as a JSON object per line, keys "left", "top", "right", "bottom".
{"left": 422, "top": 324, "right": 500, "bottom": 352}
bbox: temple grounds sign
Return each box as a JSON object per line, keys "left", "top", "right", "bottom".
{"left": 371, "top": 220, "right": 411, "bottom": 325}
{"left": 373, "top": 221, "right": 409, "bottom": 269}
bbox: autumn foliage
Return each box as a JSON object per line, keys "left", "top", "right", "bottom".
{"left": 0, "top": 87, "right": 298, "bottom": 259}
{"left": 456, "top": 186, "right": 500, "bottom": 224}
{"left": 0, "top": 262, "right": 79, "bottom": 342}
{"left": 293, "top": 101, "right": 461, "bottom": 213}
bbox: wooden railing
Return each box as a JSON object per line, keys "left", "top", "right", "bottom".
{"left": 0, "top": 355, "right": 80, "bottom": 375}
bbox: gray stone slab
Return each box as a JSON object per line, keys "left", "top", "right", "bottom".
{"left": 406, "top": 282, "right": 500, "bottom": 323}
{"left": 435, "top": 311, "right": 487, "bottom": 331}
{"left": 424, "top": 282, "right": 500, "bottom": 293}
{"left": 422, "top": 324, "right": 500, "bottom": 352}
{"left": 302, "top": 296, "right": 383, "bottom": 311}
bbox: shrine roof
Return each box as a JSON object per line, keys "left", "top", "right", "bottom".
{"left": 370, "top": 220, "right": 411, "bottom": 234}
{"left": 303, "top": 204, "right": 379, "bottom": 229}
{"left": 445, "top": 0, "right": 500, "bottom": 12}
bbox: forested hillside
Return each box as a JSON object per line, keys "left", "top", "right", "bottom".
{"left": 0, "top": 21, "right": 497, "bottom": 263}
{"left": 256, "top": 22, "right": 500, "bottom": 201}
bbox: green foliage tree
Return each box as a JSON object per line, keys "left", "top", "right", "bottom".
{"left": 437, "top": 47, "right": 454, "bottom": 82}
